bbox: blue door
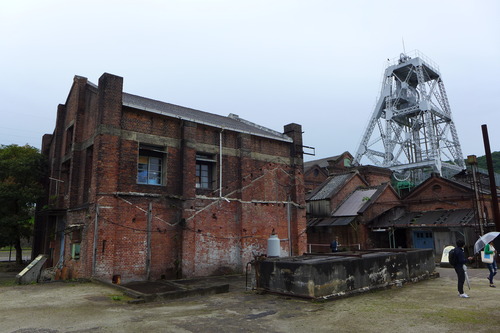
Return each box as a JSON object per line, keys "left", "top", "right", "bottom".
{"left": 413, "top": 230, "right": 434, "bottom": 249}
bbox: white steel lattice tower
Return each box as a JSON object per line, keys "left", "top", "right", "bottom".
{"left": 354, "top": 51, "right": 465, "bottom": 184}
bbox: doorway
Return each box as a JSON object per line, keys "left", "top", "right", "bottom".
{"left": 413, "top": 230, "right": 434, "bottom": 249}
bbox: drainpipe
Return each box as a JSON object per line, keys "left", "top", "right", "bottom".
{"left": 57, "top": 228, "right": 65, "bottom": 269}
{"left": 471, "top": 163, "right": 485, "bottom": 235}
{"left": 287, "top": 195, "right": 292, "bottom": 256}
{"left": 92, "top": 204, "right": 99, "bottom": 276}
{"left": 146, "top": 202, "right": 152, "bottom": 280}
{"left": 220, "top": 129, "right": 224, "bottom": 198}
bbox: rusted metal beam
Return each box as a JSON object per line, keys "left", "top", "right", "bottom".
{"left": 482, "top": 124, "right": 500, "bottom": 231}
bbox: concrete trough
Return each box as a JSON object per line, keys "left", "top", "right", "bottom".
{"left": 254, "top": 248, "right": 437, "bottom": 299}
{"left": 96, "top": 275, "right": 239, "bottom": 303}
{"left": 121, "top": 280, "right": 230, "bottom": 303}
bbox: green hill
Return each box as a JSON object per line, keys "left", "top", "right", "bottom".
{"left": 475, "top": 151, "right": 500, "bottom": 173}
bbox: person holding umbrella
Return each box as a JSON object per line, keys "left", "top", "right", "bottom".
{"left": 484, "top": 241, "right": 497, "bottom": 287}
{"left": 453, "top": 239, "right": 474, "bottom": 298}
{"left": 473, "top": 231, "right": 500, "bottom": 288}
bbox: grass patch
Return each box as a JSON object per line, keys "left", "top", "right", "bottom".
{"left": 109, "top": 294, "right": 134, "bottom": 302}
{"left": 423, "top": 308, "right": 490, "bottom": 325}
{"left": 0, "top": 279, "right": 16, "bottom": 287}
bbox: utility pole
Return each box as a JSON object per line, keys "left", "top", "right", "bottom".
{"left": 482, "top": 124, "right": 500, "bottom": 231}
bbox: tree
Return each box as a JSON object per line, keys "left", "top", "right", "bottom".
{"left": 476, "top": 151, "right": 500, "bottom": 174}
{"left": 0, "top": 144, "right": 45, "bottom": 264}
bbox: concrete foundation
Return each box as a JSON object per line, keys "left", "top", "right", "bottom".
{"left": 16, "top": 255, "right": 48, "bottom": 284}
{"left": 254, "top": 248, "right": 436, "bottom": 299}
{"left": 95, "top": 275, "right": 241, "bottom": 303}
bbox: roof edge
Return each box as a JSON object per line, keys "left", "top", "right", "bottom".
{"left": 122, "top": 92, "right": 293, "bottom": 143}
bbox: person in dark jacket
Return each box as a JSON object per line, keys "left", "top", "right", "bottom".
{"left": 330, "top": 236, "right": 339, "bottom": 253}
{"left": 453, "top": 239, "right": 473, "bottom": 298}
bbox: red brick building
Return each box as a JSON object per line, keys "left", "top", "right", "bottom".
{"left": 306, "top": 166, "right": 399, "bottom": 252}
{"left": 370, "top": 173, "right": 497, "bottom": 257}
{"left": 305, "top": 154, "right": 499, "bottom": 258}
{"left": 34, "top": 73, "right": 306, "bottom": 282}
{"left": 303, "top": 152, "right": 353, "bottom": 193}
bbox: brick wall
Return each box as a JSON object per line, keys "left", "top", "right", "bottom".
{"left": 403, "top": 177, "right": 475, "bottom": 212}
{"left": 36, "top": 73, "right": 306, "bottom": 282}
{"left": 304, "top": 166, "right": 328, "bottom": 193}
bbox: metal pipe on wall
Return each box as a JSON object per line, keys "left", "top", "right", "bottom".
{"left": 287, "top": 196, "right": 292, "bottom": 256}
{"left": 92, "top": 205, "right": 99, "bottom": 276}
{"left": 220, "top": 130, "right": 223, "bottom": 198}
{"left": 146, "top": 202, "right": 152, "bottom": 280}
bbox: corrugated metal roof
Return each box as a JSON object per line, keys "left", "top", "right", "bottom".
{"left": 307, "top": 173, "right": 353, "bottom": 201}
{"left": 121, "top": 93, "right": 293, "bottom": 143}
{"left": 332, "top": 216, "right": 356, "bottom": 226}
{"left": 332, "top": 188, "right": 378, "bottom": 217}
{"left": 307, "top": 216, "right": 356, "bottom": 227}
{"left": 371, "top": 209, "right": 475, "bottom": 228}
{"left": 307, "top": 217, "right": 337, "bottom": 227}
{"left": 304, "top": 155, "right": 341, "bottom": 170}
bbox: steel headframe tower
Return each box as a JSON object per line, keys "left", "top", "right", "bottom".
{"left": 354, "top": 50, "right": 465, "bottom": 184}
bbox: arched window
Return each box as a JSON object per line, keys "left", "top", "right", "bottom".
{"left": 432, "top": 184, "right": 442, "bottom": 192}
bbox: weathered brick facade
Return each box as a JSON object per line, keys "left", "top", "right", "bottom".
{"left": 305, "top": 159, "right": 401, "bottom": 252}
{"left": 371, "top": 174, "right": 495, "bottom": 256}
{"left": 402, "top": 174, "right": 478, "bottom": 212}
{"left": 303, "top": 152, "right": 353, "bottom": 193}
{"left": 34, "top": 73, "right": 306, "bottom": 282}
{"left": 306, "top": 169, "right": 400, "bottom": 250}
{"left": 305, "top": 154, "right": 499, "bottom": 257}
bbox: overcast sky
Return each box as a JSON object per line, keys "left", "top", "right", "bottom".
{"left": 1, "top": 0, "right": 499, "bottom": 162}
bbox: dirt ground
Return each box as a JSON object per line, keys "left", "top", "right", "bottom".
{"left": 1, "top": 264, "right": 499, "bottom": 333}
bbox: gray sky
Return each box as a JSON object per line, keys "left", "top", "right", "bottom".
{"left": 1, "top": 0, "right": 499, "bottom": 162}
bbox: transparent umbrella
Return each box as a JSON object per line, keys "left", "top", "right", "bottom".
{"left": 474, "top": 231, "right": 500, "bottom": 254}
{"left": 463, "top": 265, "right": 471, "bottom": 290}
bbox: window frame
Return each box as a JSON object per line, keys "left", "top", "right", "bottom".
{"left": 196, "top": 153, "right": 216, "bottom": 189}
{"left": 71, "top": 243, "right": 81, "bottom": 260}
{"left": 137, "top": 144, "right": 166, "bottom": 186}
{"left": 65, "top": 125, "right": 74, "bottom": 155}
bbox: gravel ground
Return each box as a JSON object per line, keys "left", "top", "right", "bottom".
{"left": 1, "top": 265, "right": 499, "bottom": 333}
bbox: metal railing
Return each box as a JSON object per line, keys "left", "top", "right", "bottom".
{"left": 388, "top": 49, "right": 440, "bottom": 73}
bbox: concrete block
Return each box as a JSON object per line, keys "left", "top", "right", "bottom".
{"left": 255, "top": 249, "right": 436, "bottom": 299}
{"left": 16, "top": 255, "right": 48, "bottom": 284}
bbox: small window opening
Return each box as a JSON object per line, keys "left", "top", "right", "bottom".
{"left": 196, "top": 153, "right": 216, "bottom": 189}
{"left": 65, "top": 125, "right": 74, "bottom": 155}
{"left": 71, "top": 243, "right": 80, "bottom": 260}
{"left": 138, "top": 144, "right": 166, "bottom": 185}
{"left": 432, "top": 184, "right": 442, "bottom": 192}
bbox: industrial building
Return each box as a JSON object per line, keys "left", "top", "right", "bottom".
{"left": 304, "top": 154, "right": 498, "bottom": 260}
{"left": 33, "top": 73, "right": 307, "bottom": 283}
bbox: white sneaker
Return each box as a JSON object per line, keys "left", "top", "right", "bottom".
{"left": 459, "top": 293, "right": 470, "bottom": 298}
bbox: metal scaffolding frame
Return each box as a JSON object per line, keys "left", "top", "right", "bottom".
{"left": 354, "top": 50, "right": 465, "bottom": 185}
